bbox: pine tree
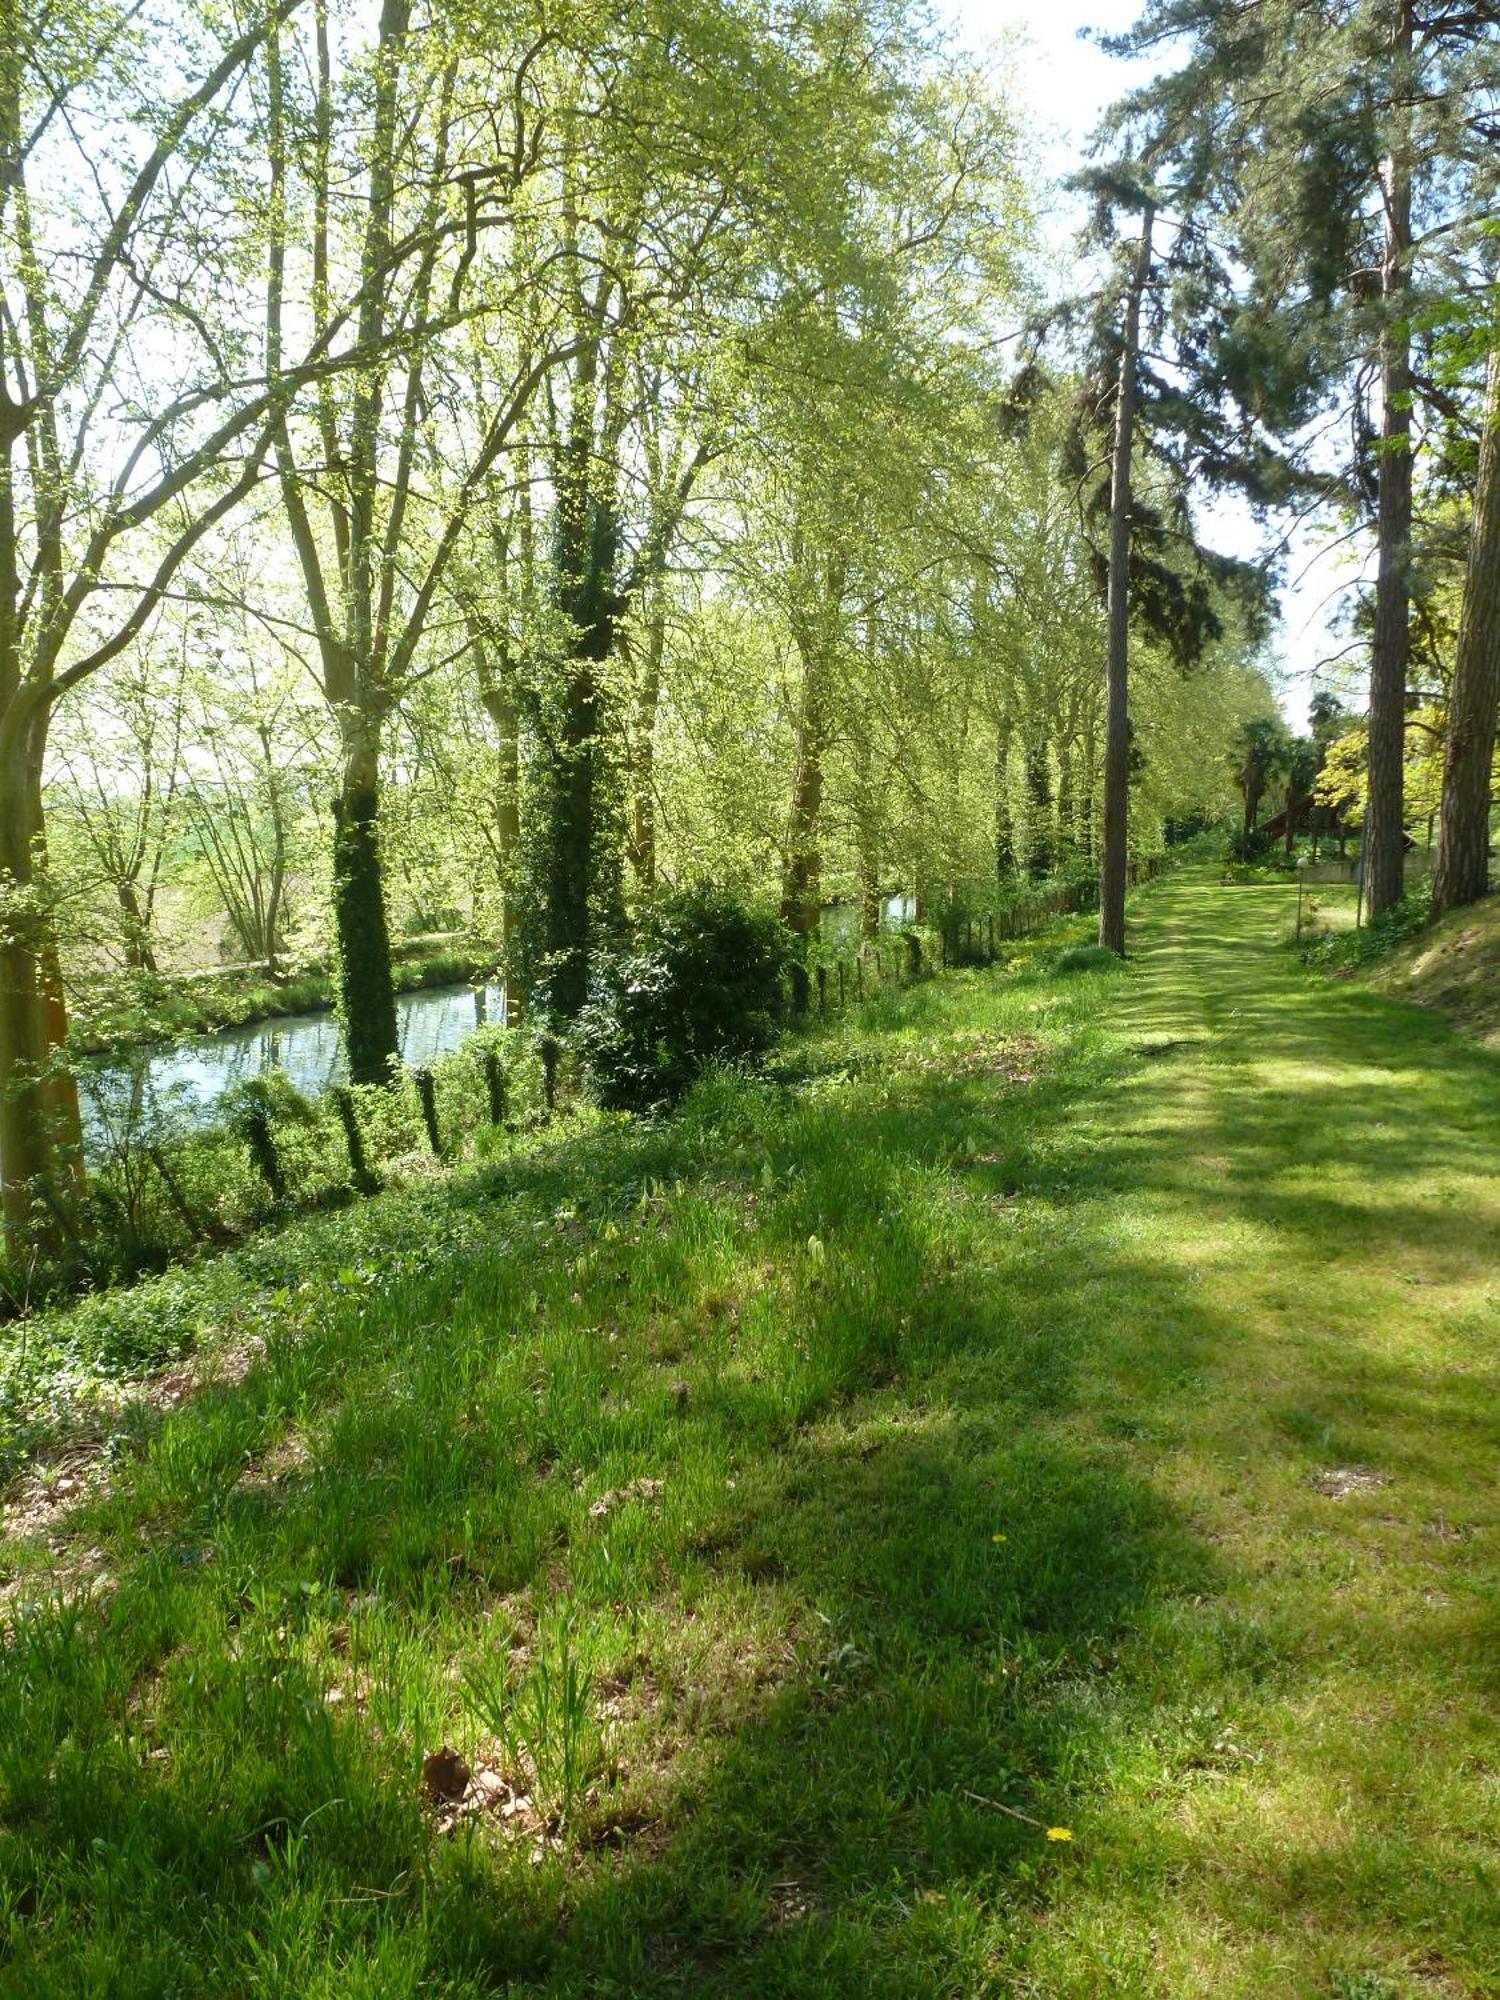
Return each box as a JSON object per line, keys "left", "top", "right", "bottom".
{"left": 1096, "top": 0, "right": 1500, "bottom": 916}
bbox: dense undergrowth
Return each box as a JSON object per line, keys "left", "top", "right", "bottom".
{"left": 1298, "top": 888, "right": 1435, "bottom": 974}
{"left": 1, "top": 868, "right": 1497, "bottom": 1996}
{"left": 12, "top": 864, "right": 1166, "bottom": 1315}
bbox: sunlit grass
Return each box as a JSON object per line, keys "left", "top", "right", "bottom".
{"left": 1, "top": 870, "right": 1497, "bottom": 1996}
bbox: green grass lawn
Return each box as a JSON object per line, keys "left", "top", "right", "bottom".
{"left": 2, "top": 869, "right": 1497, "bottom": 1997}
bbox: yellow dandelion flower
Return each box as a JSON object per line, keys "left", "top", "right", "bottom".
{"left": 1045, "top": 1827, "right": 1073, "bottom": 1843}
{"left": 991, "top": 1533, "right": 1007, "bottom": 1543}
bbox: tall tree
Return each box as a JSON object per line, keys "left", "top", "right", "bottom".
{"left": 1433, "top": 348, "right": 1500, "bottom": 913}
{"left": 1099, "top": 197, "right": 1155, "bottom": 954}
{"left": 0, "top": 0, "right": 310, "bottom": 1243}
{"left": 1098, "top": 0, "right": 1500, "bottom": 915}
{"left": 261, "top": 1, "right": 576, "bottom": 1078}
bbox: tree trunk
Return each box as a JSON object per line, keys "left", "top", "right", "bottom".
{"left": 478, "top": 677, "right": 522, "bottom": 959}
{"left": 530, "top": 474, "right": 621, "bottom": 1020}
{"left": 993, "top": 716, "right": 1014, "bottom": 880}
{"left": 781, "top": 651, "right": 826, "bottom": 939}
{"left": 538, "top": 655, "right": 605, "bottom": 1017}
{"left": 1024, "top": 741, "right": 1052, "bottom": 880}
{"left": 854, "top": 788, "right": 882, "bottom": 940}
{"left": 116, "top": 878, "right": 157, "bottom": 973}
{"left": 1366, "top": 10, "right": 1413, "bottom": 919}
{"left": 331, "top": 727, "right": 399, "bottom": 1086}
{"left": 1081, "top": 717, "right": 1099, "bottom": 863}
{"left": 1099, "top": 200, "right": 1154, "bottom": 955}
{"left": 1432, "top": 349, "right": 1500, "bottom": 915}
{"left": 0, "top": 708, "right": 85, "bottom": 1248}
{"left": 628, "top": 591, "right": 665, "bottom": 895}
{"left": 1056, "top": 734, "right": 1078, "bottom": 862}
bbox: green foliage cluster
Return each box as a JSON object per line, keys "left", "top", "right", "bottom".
{"left": 1299, "top": 891, "right": 1434, "bottom": 973}
{"left": 1053, "top": 944, "right": 1125, "bottom": 975}
{"left": 575, "top": 887, "right": 797, "bottom": 1112}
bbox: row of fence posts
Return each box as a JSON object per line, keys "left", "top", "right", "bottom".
{"left": 241, "top": 855, "right": 1171, "bottom": 1191}
{"left": 237, "top": 1028, "right": 560, "bottom": 1207}
{"left": 791, "top": 853, "right": 1168, "bottom": 1019}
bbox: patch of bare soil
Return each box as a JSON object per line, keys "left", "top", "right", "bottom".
{"left": 1311, "top": 1465, "right": 1389, "bottom": 1499}
{"left": 903, "top": 1030, "right": 1045, "bottom": 1084}
{"left": 1, "top": 1335, "right": 266, "bottom": 1563}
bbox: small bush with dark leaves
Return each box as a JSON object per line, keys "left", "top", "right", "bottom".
{"left": 576, "top": 887, "right": 797, "bottom": 1112}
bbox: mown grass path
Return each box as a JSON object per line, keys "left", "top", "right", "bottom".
{"left": 2, "top": 870, "right": 1497, "bottom": 1997}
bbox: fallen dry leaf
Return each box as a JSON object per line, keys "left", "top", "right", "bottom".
{"left": 589, "top": 1477, "right": 664, "bottom": 1520}
{"left": 421, "top": 1745, "right": 471, "bottom": 1805}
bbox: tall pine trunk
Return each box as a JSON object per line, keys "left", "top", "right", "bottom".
{"left": 1366, "top": 8, "right": 1413, "bottom": 919}
{"left": 331, "top": 725, "right": 399, "bottom": 1086}
{"left": 1433, "top": 348, "right": 1500, "bottom": 914}
{"left": 1099, "top": 200, "right": 1154, "bottom": 955}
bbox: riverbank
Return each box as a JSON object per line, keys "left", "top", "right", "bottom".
{"left": 67, "top": 935, "right": 499, "bottom": 1056}
{"left": 2, "top": 868, "right": 1496, "bottom": 1993}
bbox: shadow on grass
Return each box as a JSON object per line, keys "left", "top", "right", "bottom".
{"left": 2, "top": 873, "right": 1498, "bottom": 1994}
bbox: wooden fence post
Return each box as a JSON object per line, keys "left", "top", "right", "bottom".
{"left": 481, "top": 1047, "right": 507, "bottom": 1126}
{"left": 413, "top": 1067, "right": 442, "bottom": 1157}
{"left": 332, "top": 1086, "right": 380, "bottom": 1195}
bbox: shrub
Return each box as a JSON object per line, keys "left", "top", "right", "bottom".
{"left": 1053, "top": 943, "right": 1123, "bottom": 975}
{"left": 1300, "top": 888, "right": 1431, "bottom": 972}
{"left": 576, "top": 886, "right": 797, "bottom": 1111}
{"left": 1224, "top": 826, "right": 1280, "bottom": 865}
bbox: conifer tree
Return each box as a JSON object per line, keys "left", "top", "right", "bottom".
{"left": 1097, "top": 0, "right": 1500, "bottom": 916}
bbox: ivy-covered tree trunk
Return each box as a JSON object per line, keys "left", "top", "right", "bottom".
{"left": 855, "top": 786, "right": 883, "bottom": 940}
{"left": 528, "top": 484, "right": 621, "bottom": 1020}
{"left": 1024, "top": 740, "right": 1052, "bottom": 880}
{"left": 478, "top": 674, "right": 522, "bottom": 959}
{"left": 993, "top": 716, "right": 1014, "bottom": 880}
{"left": 116, "top": 879, "right": 158, "bottom": 973}
{"left": 1433, "top": 348, "right": 1500, "bottom": 915}
{"left": 1366, "top": 8, "right": 1414, "bottom": 920}
{"left": 781, "top": 652, "right": 826, "bottom": 939}
{"left": 332, "top": 727, "right": 399, "bottom": 1086}
{"left": 781, "top": 544, "right": 844, "bottom": 942}
{"left": 1081, "top": 717, "right": 1099, "bottom": 863}
{"left": 0, "top": 707, "right": 85, "bottom": 1248}
{"left": 1056, "top": 734, "right": 1078, "bottom": 861}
